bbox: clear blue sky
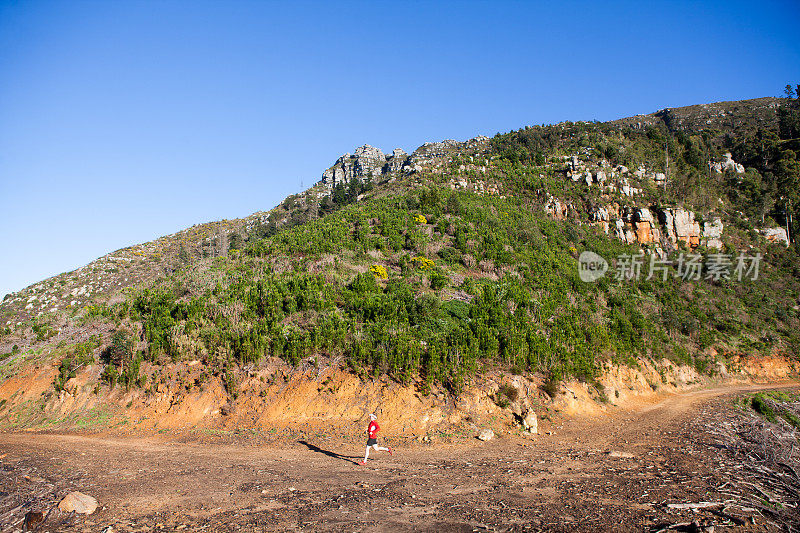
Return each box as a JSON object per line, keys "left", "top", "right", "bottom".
{"left": 1, "top": 0, "right": 799, "bottom": 298}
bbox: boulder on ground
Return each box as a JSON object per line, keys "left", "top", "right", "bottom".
{"left": 522, "top": 411, "right": 538, "bottom": 434}
{"left": 477, "top": 429, "right": 495, "bottom": 441}
{"left": 58, "top": 491, "right": 98, "bottom": 515}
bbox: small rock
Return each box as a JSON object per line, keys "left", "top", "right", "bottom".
{"left": 58, "top": 491, "right": 98, "bottom": 515}
{"left": 220, "top": 404, "right": 232, "bottom": 416}
{"left": 477, "top": 429, "right": 494, "bottom": 441}
{"left": 608, "top": 450, "right": 634, "bottom": 459}
{"left": 23, "top": 510, "right": 44, "bottom": 530}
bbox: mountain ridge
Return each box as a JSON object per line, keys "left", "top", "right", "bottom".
{"left": 2, "top": 95, "right": 791, "bottom": 311}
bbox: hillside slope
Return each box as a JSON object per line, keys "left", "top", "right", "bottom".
{"left": 1, "top": 96, "right": 799, "bottom": 436}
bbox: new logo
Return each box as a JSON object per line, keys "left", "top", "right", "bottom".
{"left": 578, "top": 251, "right": 608, "bottom": 282}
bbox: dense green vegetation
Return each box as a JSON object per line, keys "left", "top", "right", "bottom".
{"left": 98, "top": 177, "right": 799, "bottom": 393}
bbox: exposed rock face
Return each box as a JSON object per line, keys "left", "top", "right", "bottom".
{"left": 664, "top": 208, "right": 702, "bottom": 248}
{"left": 386, "top": 148, "right": 408, "bottom": 173}
{"left": 588, "top": 204, "right": 724, "bottom": 250}
{"left": 702, "top": 218, "right": 724, "bottom": 249}
{"left": 319, "top": 136, "right": 491, "bottom": 188}
{"left": 353, "top": 145, "right": 386, "bottom": 177}
{"left": 710, "top": 152, "right": 745, "bottom": 174}
{"left": 321, "top": 144, "right": 396, "bottom": 187}
{"left": 608, "top": 450, "right": 635, "bottom": 459}
{"left": 634, "top": 208, "right": 660, "bottom": 244}
{"left": 762, "top": 227, "right": 790, "bottom": 246}
{"left": 544, "top": 195, "right": 570, "bottom": 219}
{"left": 614, "top": 219, "right": 627, "bottom": 242}
{"left": 592, "top": 206, "right": 611, "bottom": 233}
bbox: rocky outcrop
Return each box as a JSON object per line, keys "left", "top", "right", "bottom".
{"left": 321, "top": 144, "right": 400, "bottom": 187}
{"left": 565, "top": 157, "right": 643, "bottom": 196}
{"left": 544, "top": 194, "right": 572, "bottom": 220}
{"left": 710, "top": 152, "right": 745, "bottom": 174}
{"left": 761, "top": 227, "right": 790, "bottom": 246}
{"left": 386, "top": 148, "right": 408, "bottom": 173}
{"left": 410, "top": 139, "right": 461, "bottom": 163}
{"left": 665, "top": 209, "right": 701, "bottom": 248}
{"left": 477, "top": 428, "right": 495, "bottom": 441}
{"left": 319, "top": 136, "right": 491, "bottom": 188}
{"left": 522, "top": 410, "right": 538, "bottom": 434}
{"left": 587, "top": 203, "right": 724, "bottom": 250}
{"left": 702, "top": 218, "right": 724, "bottom": 249}
{"left": 353, "top": 145, "right": 386, "bottom": 177}
{"left": 634, "top": 208, "right": 660, "bottom": 244}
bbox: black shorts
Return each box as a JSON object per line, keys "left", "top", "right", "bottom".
{"left": 367, "top": 438, "right": 377, "bottom": 446}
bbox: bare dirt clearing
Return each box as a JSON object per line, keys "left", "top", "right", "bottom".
{"left": 1, "top": 383, "right": 798, "bottom": 532}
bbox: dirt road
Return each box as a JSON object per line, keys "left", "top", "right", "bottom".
{"left": 1, "top": 383, "right": 798, "bottom": 532}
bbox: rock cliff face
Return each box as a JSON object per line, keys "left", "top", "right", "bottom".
{"left": 319, "top": 137, "right": 491, "bottom": 188}
{"left": 551, "top": 151, "right": 731, "bottom": 251}
{"left": 586, "top": 203, "right": 724, "bottom": 251}
{"left": 321, "top": 144, "right": 397, "bottom": 186}
{"left": 761, "top": 227, "right": 790, "bottom": 246}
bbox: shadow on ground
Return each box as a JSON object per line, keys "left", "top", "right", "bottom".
{"left": 298, "top": 440, "right": 361, "bottom": 464}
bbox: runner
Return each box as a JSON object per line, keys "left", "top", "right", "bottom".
{"left": 358, "top": 413, "right": 392, "bottom": 465}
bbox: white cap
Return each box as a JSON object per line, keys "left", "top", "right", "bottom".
{"left": 369, "top": 413, "right": 377, "bottom": 420}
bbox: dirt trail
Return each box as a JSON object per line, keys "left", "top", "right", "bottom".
{"left": 1, "top": 382, "right": 798, "bottom": 532}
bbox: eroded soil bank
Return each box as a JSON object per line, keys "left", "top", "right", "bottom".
{"left": 1, "top": 382, "right": 799, "bottom": 532}
{"left": 2, "top": 353, "right": 797, "bottom": 442}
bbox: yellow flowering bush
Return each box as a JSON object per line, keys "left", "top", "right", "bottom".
{"left": 370, "top": 264, "right": 388, "bottom": 280}
{"left": 414, "top": 214, "right": 427, "bottom": 224}
{"left": 411, "top": 256, "right": 435, "bottom": 270}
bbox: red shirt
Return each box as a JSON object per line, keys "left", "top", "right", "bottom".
{"left": 368, "top": 421, "right": 379, "bottom": 439}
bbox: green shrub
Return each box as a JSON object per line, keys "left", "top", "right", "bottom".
{"left": 751, "top": 393, "right": 777, "bottom": 423}
{"left": 542, "top": 370, "right": 562, "bottom": 398}
{"left": 53, "top": 337, "right": 102, "bottom": 392}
